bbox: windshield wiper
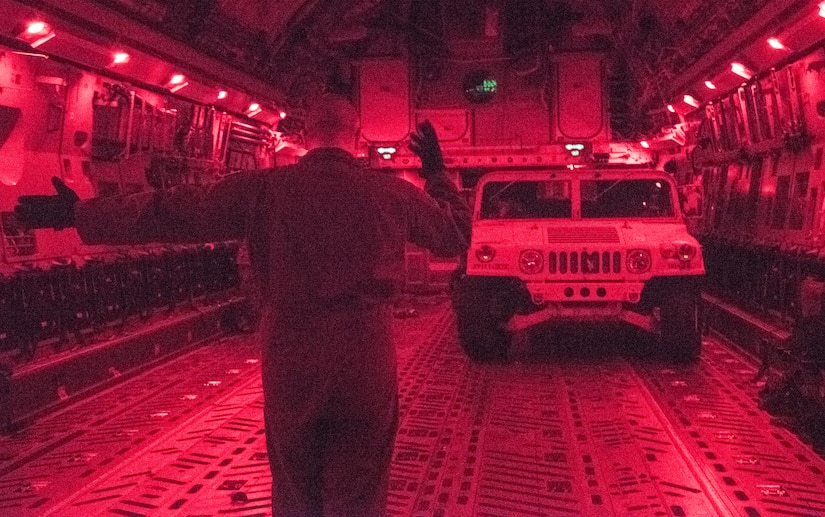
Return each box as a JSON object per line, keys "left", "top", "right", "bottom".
{"left": 591, "top": 172, "right": 637, "bottom": 202}
{"left": 487, "top": 180, "right": 520, "bottom": 203}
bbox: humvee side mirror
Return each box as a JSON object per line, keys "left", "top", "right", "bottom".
{"left": 678, "top": 185, "right": 703, "bottom": 218}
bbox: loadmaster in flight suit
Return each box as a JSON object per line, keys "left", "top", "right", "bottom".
{"left": 15, "top": 93, "right": 471, "bottom": 517}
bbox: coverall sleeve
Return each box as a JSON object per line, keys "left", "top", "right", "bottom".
{"left": 74, "top": 170, "right": 269, "bottom": 245}
{"left": 406, "top": 172, "right": 471, "bottom": 257}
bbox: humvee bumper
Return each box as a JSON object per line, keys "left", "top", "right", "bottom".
{"left": 504, "top": 302, "right": 655, "bottom": 333}
{"left": 521, "top": 280, "right": 647, "bottom": 304}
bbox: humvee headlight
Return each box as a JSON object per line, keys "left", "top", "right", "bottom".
{"left": 626, "top": 249, "right": 651, "bottom": 273}
{"left": 519, "top": 250, "right": 544, "bottom": 274}
{"left": 475, "top": 245, "right": 496, "bottom": 262}
{"left": 677, "top": 243, "right": 696, "bottom": 260}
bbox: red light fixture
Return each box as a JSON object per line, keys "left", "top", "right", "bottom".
{"left": 248, "top": 102, "right": 260, "bottom": 112}
{"left": 640, "top": 140, "right": 650, "bottom": 149}
{"left": 26, "top": 21, "right": 48, "bottom": 35}
{"left": 279, "top": 111, "right": 287, "bottom": 119}
{"left": 217, "top": 90, "right": 228, "bottom": 100}
{"left": 704, "top": 80, "right": 716, "bottom": 90}
{"left": 112, "top": 52, "right": 130, "bottom": 64}
{"left": 767, "top": 38, "right": 788, "bottom": 51}
{"left": 683, "top": 94, "right": 700, "bottom": 108}
{"left": 730, "top": 62, "right": 753, "bottom": 80}
{"left": 667, "top": 104, "right": 676, "bottom": 113}
{"left": 167, "top": 73, "right": 188, "bottom": 92}
{"left": 21, "top": 21, "right": 55, "bottom": 48}
{"left": 819, "top": 2, "right": 825, "bottom": 18}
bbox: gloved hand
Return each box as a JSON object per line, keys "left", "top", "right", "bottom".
{"left": 409, "top": 120, "right": 444, "bottom": 179}
{"left": 15, "top": 176, "right": 79, "bottom": 230}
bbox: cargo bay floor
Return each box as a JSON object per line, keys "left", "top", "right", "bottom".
{"left": 1, "top": 294, "right": 824, "bottom": 517}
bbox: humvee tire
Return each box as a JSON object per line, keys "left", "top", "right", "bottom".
{"left": 659, "top": 286, "right": 702, "bottom": 362}
{"left": 451, "top": 276, "right": 515, "bottom": 362}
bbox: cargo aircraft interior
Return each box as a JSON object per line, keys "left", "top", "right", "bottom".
{"left": 2, "top": 1, "right": 825, "bottom": 516}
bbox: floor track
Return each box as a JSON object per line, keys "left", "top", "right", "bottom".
{"left": 1, "top": 297, "right": 824, "bottom": 516}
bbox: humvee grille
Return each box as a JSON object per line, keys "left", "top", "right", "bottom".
{"left": 548, "top": 251, "right": 622, "bottom": 274}
{"left": 547, "top": 227, "right": 620, "bottom": 243}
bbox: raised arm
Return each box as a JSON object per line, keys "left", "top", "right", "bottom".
{"left": 407, "top": 121, "right": 471, "bottom": 256}
{"left": 16, "top": 171, "right": 270, "bottom": 245}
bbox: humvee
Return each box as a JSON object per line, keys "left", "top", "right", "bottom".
{"left": 452, "top": 168, "right": 705, "bottom": 362}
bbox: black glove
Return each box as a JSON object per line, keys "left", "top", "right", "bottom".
{"left": 409, "top": 120, "right": 445, "bottom": 179}
{"left": 15, "top": 176, "right": 79, "bottom": 230}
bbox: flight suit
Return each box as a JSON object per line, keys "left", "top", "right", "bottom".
{"left": 74, "top": 147, "right": 471, "bottom": 516}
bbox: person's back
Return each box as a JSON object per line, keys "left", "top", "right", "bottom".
{"left": 252, "top": 149, "right": 382, "bottom": 317}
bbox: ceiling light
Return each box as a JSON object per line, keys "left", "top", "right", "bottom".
{"left": 704, "top": 81, "right": 716, "bottom": 90}
{"left": 683, "top": 94, "right": 700, "bottom": 108}
{"left": 640, "top": 140, "right": 650, "bottom": 149}
{"left": 730, "top": 62, "right": 753, "bottom": 80}
{"left": 279, "top": 111, "right": 287, "bottom": 119}
{"left": 767, "top": 38, "right": 788, "bottom": 51}
{"left": 112, "top": 52, "right": 130, "bottom": 64}
{"left": 248, "top": 102, "right": 260, "bottom": 112}
{"left": 26, "top": 21, "right": 48, "bottom": 35}
{"left": 819, "top": 2, "right": 825, "bottom": 17}
{"left": 169, "top": 74, "right": 185, "bottom": 85}
{"left": 21, "top": 22, "right": 56, "bottom": 49}
{"left": 169, "top": 82, "right": 189, "bottom": 93}
{"left": 667, "top": 104, "right": 676, "bottom": 113}
{"left": 217, "top": 90, "right": 228, "bottom": 100}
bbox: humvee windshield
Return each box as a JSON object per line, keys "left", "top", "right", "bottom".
{"left": 581, "top": 179, "right": 673, "bottom": 218}
{"left": 480, "top": 180, "right": 572, "bottom": 219}
{"left": 480, "top": 179, "right": 674, "bottom": 219}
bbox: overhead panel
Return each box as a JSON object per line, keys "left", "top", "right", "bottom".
{"left": 553, "top": 53, "right": 607, "bottom": 141}
{"left": 359, "top": 58, "right": 410, "bottom": 143}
